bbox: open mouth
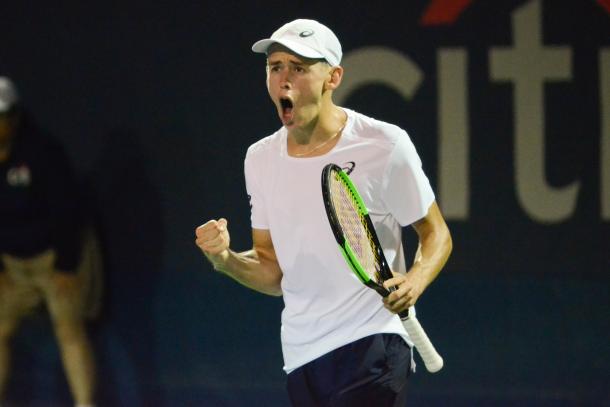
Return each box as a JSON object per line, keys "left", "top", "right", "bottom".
{"left": 280, "top": 97, "right": 293, "bottom": 110}
{"left": 279, "top": 97, "right": 294, "bottom": 123}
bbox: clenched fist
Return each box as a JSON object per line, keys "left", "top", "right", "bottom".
{"left": 195, "top": 218, "right": 231, "bottom": 260}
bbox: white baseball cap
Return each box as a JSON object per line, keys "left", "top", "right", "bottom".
{"left": 0, "top": 77, "right": 19, "bottom": 113}
{"left": 252, "top": 19, "right": 342, "bottom": 67}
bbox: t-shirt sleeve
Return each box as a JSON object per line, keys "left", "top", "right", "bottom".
{"left": 244, "top": 149, "right": 269, "bottom": 230}
{"left": 381, "top": 132, "right": 435, "bottom": 227}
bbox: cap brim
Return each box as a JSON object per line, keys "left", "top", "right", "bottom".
{"left": 251, "top": 38, "right": 325, "bottom": 60}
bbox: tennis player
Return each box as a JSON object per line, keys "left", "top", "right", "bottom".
{"left": 196, "top": 19, "right": 452, "bottom": 406}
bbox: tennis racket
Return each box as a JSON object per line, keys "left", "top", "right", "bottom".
{"left": 321, "top": 163, "right": 443, "bottom": 373}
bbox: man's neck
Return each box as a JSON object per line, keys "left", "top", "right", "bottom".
{"left": 289, "top": 104, "right": 345, "bottom": 145}
{"left": 286, "top": 104, "right": 347, "bottom": 157}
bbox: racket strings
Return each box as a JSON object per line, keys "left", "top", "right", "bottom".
{"left": 330, "top": 172, "right": 381, "bottom": 283}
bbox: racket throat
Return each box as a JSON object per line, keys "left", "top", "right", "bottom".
{"left": 366, "top": 280, "right": 390, "bottom": 297}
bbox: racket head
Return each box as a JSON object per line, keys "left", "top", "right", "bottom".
{"left": 321, "top": 163, "right": 392, "bottom": 293}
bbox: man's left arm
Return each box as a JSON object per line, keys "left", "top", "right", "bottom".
{"left": 382, "top": 201, "right": 452, "bottom": 314}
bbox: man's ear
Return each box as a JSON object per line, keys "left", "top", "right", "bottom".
{"left": 325, "top": 66, "right": 344, "bottom": 91}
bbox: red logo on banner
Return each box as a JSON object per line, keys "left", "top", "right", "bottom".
{"left": 420, "top": 0, "right": 474, "bottom": 26}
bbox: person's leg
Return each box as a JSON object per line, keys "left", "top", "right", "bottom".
{"left": 0, "top": 316, "right": 20, "bottom": 401}
{"left": 0, "top": 257, "right": 42, "bottom": 402}
{"left": 51, "top": 316, "right": 96, "bottom": 405}
{"left": 42, "top": 258, "right": 96, "bottom": 406}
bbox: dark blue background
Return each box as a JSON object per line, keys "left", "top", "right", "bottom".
{"left": 1, "top": 0, "right": 609, "bottom": 406}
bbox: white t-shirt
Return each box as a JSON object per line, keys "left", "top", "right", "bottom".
{"left": 244, "top": 108, "right": 435, "bottom": 373}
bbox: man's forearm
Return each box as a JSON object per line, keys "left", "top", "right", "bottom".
{"left": 412, "top": 226, "right": 452, "bottom": 289}
{"left": 208, "top": 249, "right": 283, "bottom": 296}
{"left": 410, "top": 202, "right": 453, "bottom": 290}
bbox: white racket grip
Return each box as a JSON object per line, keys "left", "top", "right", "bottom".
{"left": 402, "top": 316, "right": 444, "bottom": 373}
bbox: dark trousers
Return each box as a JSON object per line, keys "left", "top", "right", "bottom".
{"left": 286, "top": 334, "right": 412, "bottom": 407}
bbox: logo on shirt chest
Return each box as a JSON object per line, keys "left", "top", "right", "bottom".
{"left": 6, "top": 164, "right": 32, "bottom": 187}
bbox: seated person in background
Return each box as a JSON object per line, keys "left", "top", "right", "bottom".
{"left": 0, "top": 76, "right": 98, "bottom": 407}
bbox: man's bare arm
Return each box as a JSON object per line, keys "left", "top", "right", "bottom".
{"left": 195, "top": 220, "right": 283, "bottom": 296}
{"left": 383, "top": 202, "right": 452, "bottom": 313}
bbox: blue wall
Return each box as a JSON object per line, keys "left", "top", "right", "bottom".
{"left": 1, "top": 0, "right": 609, "bottom": 405}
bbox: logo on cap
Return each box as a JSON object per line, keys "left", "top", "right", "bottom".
{"left": 299, "top": 30, "right": 314, "bottom": 37}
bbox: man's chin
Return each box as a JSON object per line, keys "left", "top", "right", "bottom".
{"left": 279, "top": 114, "right": 295, "bottom": 128}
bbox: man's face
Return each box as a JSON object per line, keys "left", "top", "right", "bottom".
{"left": 266, "top": 46, "right": 332, "bottom": 129}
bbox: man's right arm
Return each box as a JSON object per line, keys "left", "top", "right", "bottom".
{"left": 195, "top": 219, "right": 283, "bottom": 296}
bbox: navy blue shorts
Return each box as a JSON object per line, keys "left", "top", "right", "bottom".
{"left": 286, "top": 333, "right": 412, "bottom": 407}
